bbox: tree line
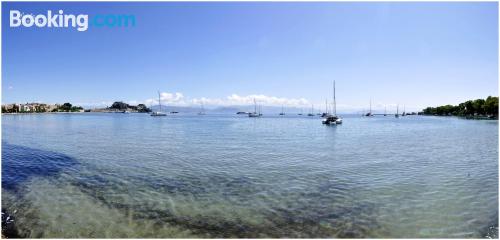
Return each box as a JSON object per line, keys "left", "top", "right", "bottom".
{"left": 109, "top": 102, "right": 151, "bottom": 112}
{"left": 58, "top": 103, "right": 84, "bottom": 112}
{"left": 423, "top": 96, "right": 498, "bottom": 117}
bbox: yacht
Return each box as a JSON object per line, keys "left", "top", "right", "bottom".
{"left": 279, "top": 105, "right": 285, "bottom": 116}
{"left": 323, "top": 81, "right": 343, "bottom": 125}
{"left": 151, "top": 91, "right": 167, "bottom": 117}
{"left": 249, "top": 99, "right": 261, "bottom": 117}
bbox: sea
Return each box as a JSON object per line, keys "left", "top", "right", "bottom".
{"left": 1, "top": 113, "right": 498, "bottom": 238}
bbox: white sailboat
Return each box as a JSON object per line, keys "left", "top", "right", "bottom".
{"left": 323, "top": 81, "right": 342, "bottom": 124}
{"left": 249, "top": 98, "right": 261, "bottom": 117}
{"left": 333, "top": 81, "right": 342, "bottom": 124}
{"left": 150, "top": 91, "right": 167, "bottom": 117}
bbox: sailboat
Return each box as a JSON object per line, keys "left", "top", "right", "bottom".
{"left": 249, "top": 99, "right": 261, "bottom": 117}
{"left": 365, "top": 98, "right": 373, "bottom": 117}
{"left": 150, "top": 91, "right": 167, "bottom": 117}
{"left": 279, "top": 105, "right": 285, "bottom": 116}
{"left": 395, "top": 104, "right": 400, "bottom": 118}
{"left": 307, "top": 104, "right": 315, "bottom": 116}
{"left": 333, "top": 81, "right": 342, "bottom": 124}
{"left": 402, "top": 105, "right": 406, "bottom": 116}
{"left": 321, "top": 99, "right": 329, "bottom": 117}
{"left": 322, "top": 81, "right": 342, "bottom": 125}
{"left": 198, "top": 102, "right": 206, "bottom": 115}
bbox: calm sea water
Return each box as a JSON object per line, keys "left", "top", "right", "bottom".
{"left": 1, "top": 113, "right": 498, "bottom": 238}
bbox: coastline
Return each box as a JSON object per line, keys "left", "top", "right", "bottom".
{"left": 2, "top": 112, "right": 498, "bottom": 120}
{"left": 1, "top": 112, "right": 88, "bottom": 115}
{"left": 420, "top": 114, "right": 498, "bottom": 120}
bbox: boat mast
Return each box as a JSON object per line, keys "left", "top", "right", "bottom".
{"left": 254, "top": 98, "right": 257, "bottom": 114}
{"left": 369, "top": 98, "right": 372, "bottom": 115}
{"left": 333, "top": 81, "right": 337, "bottom": 116}
{"left": 325, "top": 99, "right": 328, "bottom": 114}
{"left": 158, "top": 91, "right": 162, "bottom": 112}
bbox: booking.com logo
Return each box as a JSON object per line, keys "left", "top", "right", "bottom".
{"left": 10, "top": 10, "right": 135, "bottom": 32}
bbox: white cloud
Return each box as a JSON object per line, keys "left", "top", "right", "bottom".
{"left": 140, "top": 92, "right": 310, "bottom": 107}
{"left": 191, "top": 94, "right": 310, "bottom": 107}
{"left": 145, "top": 92, "right": 186, "bottom": 106}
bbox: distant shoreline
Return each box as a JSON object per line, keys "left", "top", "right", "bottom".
{"left": 2, "top": 112, "right": 498, "bottom": 120}
{"left": 420, "top": 114, "right": 498, "bottom": 120}
{"left": 1, "top": 112, "right": 88, "bottom": 115}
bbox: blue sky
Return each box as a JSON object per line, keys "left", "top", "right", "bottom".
{"left": 2, "top": 2, "right": 498, "bottom": 112}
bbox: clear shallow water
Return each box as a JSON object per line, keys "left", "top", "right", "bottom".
{"left": 1, "top": 113, "right": 498, "bottom": 238}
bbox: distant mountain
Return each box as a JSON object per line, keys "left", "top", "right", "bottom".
{"left": 150, "top": 105, "right": 199, "bottom": 113}
{"left": 150, "top": 105, "right": 322, "bottom": 114}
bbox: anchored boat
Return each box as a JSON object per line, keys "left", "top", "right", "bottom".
{"left": 249, "top": 99, "right": 262, "bottom": 117}
{"left": 322, "top": 81, "right": 343, "bottom": 125}
{"left": 307, "top": 104, "right": 315, "bottom": 116}
{"left": 151, "top": 91, "right": 167, "bottom": 117}
{"left": 365, "top": 98, "right": 373, "bottom": 117}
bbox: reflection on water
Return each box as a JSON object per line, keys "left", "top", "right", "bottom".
{"left": 1, "top": 113, "right": 499, "bottom": 238}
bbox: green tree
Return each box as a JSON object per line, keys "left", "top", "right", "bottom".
{"left": 60, "top": 103, "right": 72, "bottom": 112}
{"left": 110, "top": 102, "right": 129, "bottom": 110}
{"left": 423, "top": 97, "right": 498, "bottom": 118}
{"left": 464, "top": 100, "right": 474, "bottom": 116}
{"left": 137, "top": 104, "right": 151, "bottom": 113}
{"left": 472, "top": 99, "right": 486, "bottom": 115}
{"left": 70, "top": 106, "right": 83, "bottom": 112}
{"left": 484, "top": 96, "right": 499, "bottom": 116}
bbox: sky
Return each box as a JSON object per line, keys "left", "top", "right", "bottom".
{"left": 2, "top": 2, "right": 498, "bottom": 112}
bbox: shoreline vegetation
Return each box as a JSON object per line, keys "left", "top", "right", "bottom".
{"left": 422, "top": 96, "right": 498, "bottom": 120}
{"left": 1, "top": 101, "right": 151, "bottom": 114}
